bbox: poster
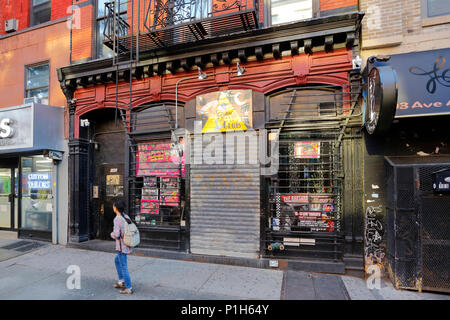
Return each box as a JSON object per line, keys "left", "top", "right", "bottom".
{"left": 294, "top": 141, "right": 320, "bottom": 159}
{"left": 140, "top": 199, "right": 159, "bottom": 215}
{"left": 196, "top": 90, "right": 252, "bottom": 133}
{"left": 277, "top": 193, "right": 335, "bottom": 232}
{"left": 136, "top": 140, "right": 183, "bottom": 177}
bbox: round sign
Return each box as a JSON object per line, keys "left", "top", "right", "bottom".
{"left": 364, "top": 66, "right": 398, "bottom": 135}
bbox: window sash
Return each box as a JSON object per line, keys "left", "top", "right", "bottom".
{"left": 426, "top": 0, "right": 450, "bottom": 17}
{"left": 26, "top": 64, "right": 49, "bottom": 99}
{"left": 270, "top": 0, "right": 314, "bottom": 26}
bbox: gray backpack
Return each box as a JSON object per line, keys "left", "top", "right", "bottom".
{"left": 120, "top": 215, "right": 140, "bottom": 247}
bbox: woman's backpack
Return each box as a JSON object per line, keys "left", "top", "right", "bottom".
{"left": 120, "top": 215, "right": 140, "bottom": 247}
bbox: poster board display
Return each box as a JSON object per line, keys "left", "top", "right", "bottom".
{"left": 135, "top": 143, "right": 183, "bottom": 225}
{"left": 276, "top": 193, "right": 335, "bottom": 232}
{"left": 196, "top": 90, "right": 252, "bottom": 133}
{"left": 294, "top": 142, "right": 321, "bottom": 159}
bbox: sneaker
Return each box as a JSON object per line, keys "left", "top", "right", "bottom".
{"left": 119, "top": 288, "right": 133, "bottom": 294}
{"left": 113, "top": 282, "right": 125, "bottom": 289}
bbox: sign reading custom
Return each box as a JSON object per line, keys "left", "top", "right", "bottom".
{"left": 196, "top": 90, "right": 252, "bottom": 133}
{"left": 389, "top": 48, "right": 450, "bottom": 118}
{"left": 27, "top": 173, "right": 52, "bottom": 189}
{"left": 363, "top": 56, "right": 398, "bottom": 135}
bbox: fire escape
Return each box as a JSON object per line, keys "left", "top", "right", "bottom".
{"left": 102, "top": 1, "right": 259, "bottom": 247}
{"left": 103, "top": 0, "right": 259, "bottom": 130}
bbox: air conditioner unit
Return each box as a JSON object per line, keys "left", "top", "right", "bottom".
{"left": 5, "top": 19, "right": 18, "bottom": 33}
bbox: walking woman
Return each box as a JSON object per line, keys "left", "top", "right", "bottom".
{"left": 110, "top": 199, "right": 133, "bottom": 294}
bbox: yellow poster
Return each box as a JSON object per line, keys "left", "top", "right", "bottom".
{"left": 196, "top": 90, "right": 252, "bottom": 133}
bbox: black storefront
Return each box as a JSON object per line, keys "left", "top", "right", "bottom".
{"left": 59, "top": 9, "right": 371, "bottom": 273}
{"left": 363, "top": 48, "right": 450, "bottom": 293}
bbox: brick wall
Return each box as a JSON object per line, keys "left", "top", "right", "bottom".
{"left": 360, "top": 0, "right": 450, "bottom": 55}
{"left": 71, "top": 1, "right": 94, "bottom": 62}
{"left": 51, "top": 0, "right": 73, "bottom": 21}
{"left": 0, "top": 0, "right": 30, "bottom": 35}
{"left": 320, "top": 0, "right": 358, "bottom": 12}
{"left": 0, "top": 0, "right": 71, "bottom": 35}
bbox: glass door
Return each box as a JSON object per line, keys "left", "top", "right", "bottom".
{"left": 0, "top": 168, "right": 14, "bottom": 230}
{"left": 21, "top": 156, "right": 53, "bottom": 233}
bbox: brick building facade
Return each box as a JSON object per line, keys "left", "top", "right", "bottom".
{"left": 0, "top": 0, "right": 71, "bottom": 245}
{"left": 58, "top": 0, "right": 366, "bottom": 274}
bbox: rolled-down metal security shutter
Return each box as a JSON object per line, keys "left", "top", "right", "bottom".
{"left": 190, "top": 132, "right": 260, "bottom": 258}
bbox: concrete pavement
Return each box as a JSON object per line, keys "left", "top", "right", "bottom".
{"left": 0, "top": 239, "right": 449, "bottom": 300}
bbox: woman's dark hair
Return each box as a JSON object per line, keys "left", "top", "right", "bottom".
{"left": 113, "top": 199, "right": 131, "bottom": 224}
{"left": 113, "top": 199, "right": 126, "bottom": 213}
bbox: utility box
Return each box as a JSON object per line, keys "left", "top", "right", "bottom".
{"left": 385, "top": 156, "right": 450, "bottom": 293}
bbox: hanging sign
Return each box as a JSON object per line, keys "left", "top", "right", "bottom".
{"left": 196, "top": 90, "right": 252, "bottom": 133}
{"left": 363, "top": 57, "right": 398, "bottom": 135}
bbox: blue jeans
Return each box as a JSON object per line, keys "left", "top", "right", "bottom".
{"left": 114, "top": 251, "right": 132, "bottom": 289}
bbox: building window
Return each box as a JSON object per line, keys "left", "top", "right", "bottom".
{"left": 270, "top": 0, "right": 313, "bottom": 25}
{"left": 30, "top": 0, "right": 51, "bottom": 26}
{"left": 25, "top": 63, "right": 49, "bottom": 101}
{"left": 422, "top": 0, "right": 450, "bottom": 17}
{"left": 96, "top": 0, "right": 127, "bottom": 58}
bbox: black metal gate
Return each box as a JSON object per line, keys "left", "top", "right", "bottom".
{"left": 385, "top": 156, "right": 450, "bottom": 293}
{"left": 265, "top": 130, "right": 344, "bottom": 260}
{"left": 263, "top": 83, "right": 362, "bottom": 262}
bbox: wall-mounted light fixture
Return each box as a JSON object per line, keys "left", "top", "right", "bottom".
{"left": 236, "top": 62, "right": 246, "bottom": 76}
{"left": 80, "top": 119, "right": 90, "bottom": 127}
{"left": 198, "top": 67, "right": 207, "bottom": 80}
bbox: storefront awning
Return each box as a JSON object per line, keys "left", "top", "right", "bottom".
{"left": 390, "top": 48, "right": 450, "bottom": 118}
{"left": 0, "top": 102, "right": 64, "bottom": 155}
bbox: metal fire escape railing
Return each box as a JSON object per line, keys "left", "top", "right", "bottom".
{"left": 103, "top": 0, "right": 259, "bottom": 53}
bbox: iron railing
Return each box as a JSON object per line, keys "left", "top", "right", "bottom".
{"left": 103, "top": 0, "right": 259, "bottom": 53}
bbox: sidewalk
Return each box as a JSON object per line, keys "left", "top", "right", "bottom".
{"left": 0, "top": 239, "right": 449, "bottom": 300}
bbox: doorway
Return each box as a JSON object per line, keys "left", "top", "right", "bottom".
{"left": 80, "top": 109, "right": 126, "bottom": 240}
{"left": 0, "top": 167, "right": 18, "bottom": 231}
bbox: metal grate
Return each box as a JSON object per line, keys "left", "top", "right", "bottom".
{"left": 262, "top": 85, "right": 362, "bottom": 261}
{"left": 385, "top": 158, "right": 450, "bottom": 292}
{"left": 421, "top": 195, "right": 450, "bottom": 292}
{"left": 419, "top": 166, "right": 450, "bottom": 193}
{"left": 127, "top": 103, "right": 186, "bottom": 250}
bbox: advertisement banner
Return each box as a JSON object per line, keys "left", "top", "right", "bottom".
{"left": 277, "top": 193, "right": 335, "bottom": 232}
{"left": 196, "top": 90, "right": 252, "bottom": 133}
{"left": 136, "top": 140, "right": 184, "bottom": 177}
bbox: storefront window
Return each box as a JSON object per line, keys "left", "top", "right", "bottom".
{"left": 21, "top": 156, "right": 53, "bottom": 231}
{"left": 132, "top": 139, "right": 185, "bottom": 227}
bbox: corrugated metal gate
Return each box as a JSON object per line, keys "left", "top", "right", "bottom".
{"left": 190, "top": 132, "right": 261, "bottom": 258}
